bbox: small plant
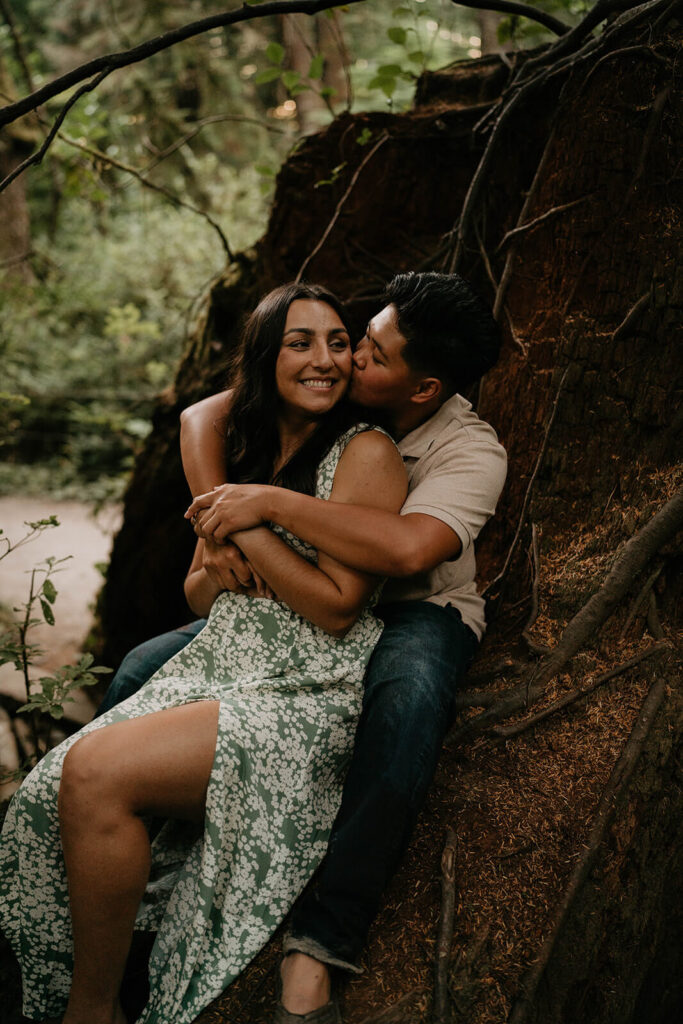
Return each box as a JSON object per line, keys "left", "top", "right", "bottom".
{"left": 0, "top": 518, "right": 110, "bottom": 775}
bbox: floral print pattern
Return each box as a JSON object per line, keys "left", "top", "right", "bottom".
{"left": 0, "top": 426, "right": 385, "bottom": 1023}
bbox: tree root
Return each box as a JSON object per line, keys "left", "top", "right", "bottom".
{"left": 507, "top": 669, "right": 670, "bottom": 1023}
{"left": 433, "top": 829, "right": 458, "bottom": 1024}
{"left": 491, "top": 641, "right": 669, "bottom": 740}
{"left": 455, "top": 486, "right": 683, "bottom": 743}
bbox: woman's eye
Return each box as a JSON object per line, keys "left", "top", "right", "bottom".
{"left": 331, "top": 341, "right": 349, "bottom": 351}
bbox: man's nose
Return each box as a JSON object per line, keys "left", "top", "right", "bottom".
{"left": 353, "top": 340, "right": 367, "bottom": 369}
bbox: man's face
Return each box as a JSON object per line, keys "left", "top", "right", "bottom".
{"left": 349, "top": 304, "right": 419, "bottom": 412}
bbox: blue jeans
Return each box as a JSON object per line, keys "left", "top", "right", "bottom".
{"left": 94, "top": 620, "right": 206, "bottom": 717}
{"left": 96, "top": 600, "right": 476, "bottom": 969}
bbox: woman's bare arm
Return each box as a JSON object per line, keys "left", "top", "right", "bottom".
{"left": 180, "top": 390, "right": 232, "bottom": 496}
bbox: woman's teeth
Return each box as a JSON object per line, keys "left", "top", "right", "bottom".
{"left": 301, "top": 379, "right": 334, "bottom": 389}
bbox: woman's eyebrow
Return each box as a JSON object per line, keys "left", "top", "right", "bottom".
{"left": 283, "top": 327, "right": 350, "bottom": 336}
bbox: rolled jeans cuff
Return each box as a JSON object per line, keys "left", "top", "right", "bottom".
{"left": 282, "top": 932, "right": 363, "bottom": 975}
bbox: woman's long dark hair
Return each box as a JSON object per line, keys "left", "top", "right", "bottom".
{"left": 224, "top": 283, "right": 360, "bottom": 495}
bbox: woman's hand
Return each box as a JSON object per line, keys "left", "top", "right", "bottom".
{"left": 203, "top": 538, "right": 275, "bottom": 600}
{"left": 186, "top": 484, "right": 272, "bottom": 542}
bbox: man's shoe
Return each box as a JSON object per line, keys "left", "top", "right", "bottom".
{"left": 272, "top": 996, "right": 342, "bottom": 1023}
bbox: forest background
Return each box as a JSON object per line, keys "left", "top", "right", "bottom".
{"left": 1, "top": 2, "right": 681, "bottom": 1023}
{"left": 1, "top": 0, "right": 568, "bottom": 502}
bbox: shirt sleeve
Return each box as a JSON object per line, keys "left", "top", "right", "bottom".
{"left": 400, "top": 433, "right": 508, "bottom": 552}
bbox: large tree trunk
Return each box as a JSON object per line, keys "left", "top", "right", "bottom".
{"left": 90, "top": 6, "right": 681, "bottom": 1022}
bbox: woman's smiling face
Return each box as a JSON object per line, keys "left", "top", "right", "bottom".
{"left": 275, "top": 299, "right": 352, "bottom": 419}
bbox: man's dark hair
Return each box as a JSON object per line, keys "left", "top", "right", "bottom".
{"left": 385, "top": 272, "right": 501, "bottom": 394}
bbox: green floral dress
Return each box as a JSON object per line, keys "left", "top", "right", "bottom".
{"left": 0, "top": 426, "right": 386, "bottom": 1023}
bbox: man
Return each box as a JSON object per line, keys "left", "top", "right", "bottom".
{"left": 99, "top": 272, "right": 507, "bottom": 1023}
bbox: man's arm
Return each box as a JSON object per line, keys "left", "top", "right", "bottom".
{"left": 187, "top": 483, "right": 462, "bottom": 578}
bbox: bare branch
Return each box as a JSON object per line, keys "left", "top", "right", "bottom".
{"left": 618, "top": 561, "right": 663, "bottom": 639}
{"left": 0, "top": 69, "right": 110, "bottom": 193}
{"left": 449, "top": 0, "right": 570, "bottom": 37}
{"left": 58, "top": 133, "right": 233, "bottom": 259}
{"left": 295, "top": 133, "right": 388, "bottom": 282}
{"left": 0, "top": 0, "right": 368, "bottom": 131}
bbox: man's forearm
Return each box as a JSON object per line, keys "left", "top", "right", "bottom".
{"left": 263, "top": 489, "right": 422, "bottom": 578}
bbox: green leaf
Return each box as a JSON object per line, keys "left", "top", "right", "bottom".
{"left": 40, "top": 598, "right": 55, "bottom": 626}
{"left": 408, "top": 50, "right": 425, "bottom": 63}
{"left": 308, "top": 54, "right": 324, "bottom": 80}
{"left": 393, "top": 6, "right": 412, "bottom": 15}
{"left": 254, "top": 164, "right": 275, "bottom": 176}
{"left": 266, "top": 42, "right": 285, "bottom": 65}
{"left": 387, "top": 27, "right": 407, "bottom": 45}
{"left": 320, "top": 86, "right": 336, "bottom": 98}
{"left": 356, "top": 127, "right": 374, "bottom": 146}
{"left": 253, "top": 67, "right": 281, "bottom": 85}
{"left": 378, "top": 64, "right": 403, "bottom": 75}
{"left": 42, "top": 579, "right": 57, "bottom": 604}
{"left": 281, "top": 70, "right": 301, "bottom": 91}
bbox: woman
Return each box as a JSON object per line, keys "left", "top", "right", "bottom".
{"left": 0, "top": 283, "right": 408, "bottom": 1024}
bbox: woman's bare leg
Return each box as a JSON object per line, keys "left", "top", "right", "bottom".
{"left": 58, "top": 701, "right": 219, "bottom": 1024}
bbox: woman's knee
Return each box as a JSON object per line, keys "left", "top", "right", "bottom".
{"left": 59, "top": 731, "right": 122, "bottom": 825}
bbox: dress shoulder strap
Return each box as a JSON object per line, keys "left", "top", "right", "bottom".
{"left": 314, "top": 424, "right": 392, "bottom": 502}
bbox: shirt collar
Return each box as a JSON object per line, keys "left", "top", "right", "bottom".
{"left": 397, "top": 393, "right": 472, "bottom": 458}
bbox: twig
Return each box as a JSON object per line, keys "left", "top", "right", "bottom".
{"left": 492, "top": 125, "right": 558, "bottom": 318}
{"left": 508, "top": 670, "right": 670, "bottom": 1023}
{"left": 295, "top": 133, "right": 388, "bottom": 282}
{"left": 0, "top": 69, "right": 110, "bottom": 194}
{"left": 496, "top": 195, "right": 592, "bottom": 251}
{"left": 484, "top": 367, "right": 569, "bottom": 601}
{"left": 522, "top": 522, "right": 540, "bottom": 637}
{"left": 646, "top": 591, "right": 665, "bottom": 640}
{"left": 57, "top": 132, "right": 233, "bottom": 259}
{"left": 619, "top": 561, "right": 663, "bottom": 639}
{"left": 434, "top": 828, "right": 458, "bottom": 1024}
{"left": 141, "top": 113, "right": 288, "bottom": 173}
{"left": 448, "top": 0, "right": 569, "bottom": 36}
{"left": 625, "top": 84, "right": 670, "bottom": 202}
{"left": 611, "top": 289, "right": 652, "bottom": 341}
{"left": 492, "top": 641, "right": 668, "bottom": 739}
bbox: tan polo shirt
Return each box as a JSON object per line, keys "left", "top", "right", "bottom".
{"left": 380, "top": 393, "right": 507, "bottom": 640}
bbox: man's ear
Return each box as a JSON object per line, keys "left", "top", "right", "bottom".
{"left": 410, "top": 377, "right": 442, "bottom": 405}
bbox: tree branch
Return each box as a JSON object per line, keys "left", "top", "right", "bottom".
{"left": 449, "top": 0, "right": 570, "bottom": 37}
{"left": 0, "top": 0, "right": 368, "bottom": 130}
{"left": 57, "top": 133, "right": 234, "bottom": 259}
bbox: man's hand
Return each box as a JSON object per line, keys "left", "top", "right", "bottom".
{"left": 186, "top": 484, "right": 271, "bottom": 542}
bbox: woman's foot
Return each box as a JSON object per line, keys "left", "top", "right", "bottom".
{"left": 280, "top": 952, "right": 331, "bottom": 1014}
